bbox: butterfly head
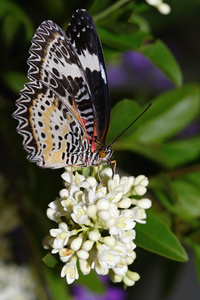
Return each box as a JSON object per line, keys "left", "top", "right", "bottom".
{"left": 99, "top": 146, "right": 113, "bottom": 160}
{"left": 91, "top": 145, "right": 114, "bottom": 166}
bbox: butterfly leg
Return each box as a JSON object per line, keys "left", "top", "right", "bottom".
{"left": 110, "top": 160, "right": 116, "bottom": 179}
{"left": 68, "top": 166, "right": 74, "bottom": 195}
{"left": 97, "top": 165, "right": 102, "bottom": 184}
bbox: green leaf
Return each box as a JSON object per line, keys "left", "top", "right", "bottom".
{"left": 43, "top": 253, "right": 59, "bottom": 268}
{"left": 185, "top": 170, "right": 200, "bottom": 186}
{"left": 109, "top": 84, "right": 200, "bottom": 167}
{"left": 135, "top": 210, "right": 188, "bottom": 262}
{"left": 171, "top": 177, "right": 200, "bottom": 219}
{"left": 94, "top": 2, "right": 145, "bottom": 35}
{"left": 141, "top": 40, "right": 182, "bottom": 87}
{"left": 43, "top": 266, "right": 71, "bottom": 300}
{"left": 130, "top": 137, "right": 200, "bottom": 169}
{"left": 159, "top": 137, "right": 200, "bottom": 168}
{"left": 151, "top": 171, "right": 200, "bottom": 221}
{"left": 3, "top": 71, "right": 27, "bottom": 93}
{"left": 131, "top": 13, "right": 150, "bottom": 33}
{"left": 0, "top": 0, "right": 34, "bottom": 41}
{"left": 89, "top": 0, "right": 114, "bottom": 15}
{"left": 114, "top": 140, "right": 172, "bottom": 168}
{"left": 126, "top": 83, "right": 200, "bottom": 144}
{"left": 107, "top": 99, "right": 141, "bottom": 143}
{"left": 2, "top": 13, "right": 20, "bottom": 45}
{"left": 98, "top": 27, "right": 151, "bottom": 51}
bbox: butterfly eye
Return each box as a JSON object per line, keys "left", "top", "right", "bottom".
{"left": 99, "top": 149, "right": 106, "bottom": 158}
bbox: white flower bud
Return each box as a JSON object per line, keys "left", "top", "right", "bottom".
{"left": 134, "top": 185, "right": 147, "bottom": 196}
{"left": 96, "top": 198, "right": 110, "bottom": 210}
{"left": 158, "top": 3, "right": 171, "bottom": 14}
{"left": 134, "top": 175, "right": 148, "bottom": 186}
{"left": 70, "top": 236, "right": 83, "bottom": 251}
{"left": 61, "top": 172, "right": 71, "bottom": 183}
{"left": 46, "top": 208, "right": 61, "bottom": 223}
{"left": 87, "top": 205, "right": 97, "bottom": 218}
{"left": 110, "top": 273, "right": 123, "bottom": 283}
{"left": 131, "top": 251, "right": 137, "bottom": 260}
{"left": 107, "top": 179, "right": 115, "bottom": 192}
{"left": 136, "top": 198, "right": 152, "bottom": 209}
{"left": 113, "top": 265, "right": 127, "bottom": 276}
{"left": 125, "top": 256, "right": 134, "bottom": 265}
{"left": 77, "top": 249, "right": 89, "bottom": 260}
{"left": 111, "top": 192, "right": 123, "bottom": 203}
{"left": 103, "top": 236, "right": 116, "bottom": 247}
{"left": 105, "top": 217, "right": 116, "bottom": 228}
{"left": 97, "top": 210, "right": 111, "bottom": 221}
{"left": 123, "top": 275, "right": 136, "bottom": 287}
{"left": 74, "top": 190, "right": 83, "bottom": 202}
{"left": 79, "top": 181, "right": 90, "bottom": 189}
{"left": 97, "top": 268, "right": 109, "bottom": 275}
{"left": 70, "top": 185, "right": 80, "bottom": 195}
{"left": 100, "top": 168, "right": 112, "bottom": 178}
{"left": 88, "top": 230, "right": 101, "bottom": 242}
{"left": 96, "top": 187, "right": 107, "bottom": 197}
{"left": 59, "top": 188, "right": 68, "bottom": 198}
{"left": 146, "top": 0, "right": 157, "bottom": 4}
{"left": 125, "top": 251, "right": 137, "bottom": 265}
{"left": 79, "top": 259, "right": 91, "bottom": 275}
{"left": 88, "top": 190, "right": 95, "bottom": 203}
{"left": 86, "top": 177, "right": 97, "bottom": 187}
{"left": 82, "top": 240, "right": 94, "bottom": 251}
{"left": 126, "top": 270, "right": 140, "bottom": 281}
{"left": 118, "top": 197, "right": 132, "bottom": 208}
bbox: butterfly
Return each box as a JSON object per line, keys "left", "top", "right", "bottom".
{"left": 13, "top": 9, "right": 114, "bottom": 169}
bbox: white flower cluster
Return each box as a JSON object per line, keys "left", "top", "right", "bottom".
{"left": 145, "top": 0, "right": 171, "bottom": 14}
{"left": 44, "top": 168, "right": 151, "bottom": 286}
{"left": 0, "top": 261, "right": 36, "bottom": 300}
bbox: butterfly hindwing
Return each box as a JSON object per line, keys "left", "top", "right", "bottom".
{"left": 14, "top": 80, "right": 89, "bottom": 168}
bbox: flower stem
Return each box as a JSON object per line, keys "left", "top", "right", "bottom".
{"left": 93, "top": 0, "right": 131, "bottom": 23}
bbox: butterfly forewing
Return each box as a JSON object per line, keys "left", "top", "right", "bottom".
{"left": 66, "top": 10, "right": 110, "bottom": 146}
{"left": 27, "top": 19, "right": 96, "bottom": 143}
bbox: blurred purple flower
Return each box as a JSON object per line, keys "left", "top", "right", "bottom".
{"left": 107, "top": 65, "right": 127, "bottom": 88}
{"left": 178, "top": 121, "right": 200, "bottom": 138}
{"left": 107, "top": 51, "right": 174, "bottom": 92}
{"left": 72, "top": 277, "right": 126, "bottom": 300}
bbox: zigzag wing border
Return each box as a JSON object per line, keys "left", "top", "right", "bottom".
{"left": 13, "top": 81, "right": 45, "bottom": 165}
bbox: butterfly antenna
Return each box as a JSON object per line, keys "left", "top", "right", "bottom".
{"left": 109, "top": 102, "right": 152, "bottom": 147}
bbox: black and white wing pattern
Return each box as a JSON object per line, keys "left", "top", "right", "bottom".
{"left": 13, "top": 9, "right": 113, "bottom": 168}
{"left": 66, "top": 9, "right": 110, "bottom": 146}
